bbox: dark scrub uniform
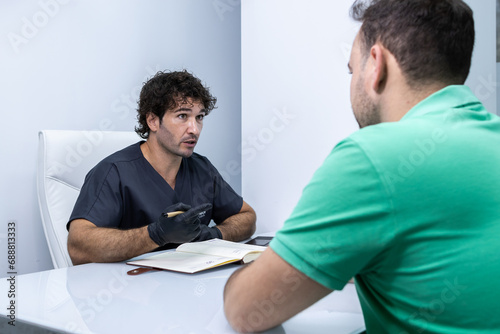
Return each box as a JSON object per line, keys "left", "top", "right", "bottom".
{"left": 67, "top": 142, "right": 243, "bottom": 249}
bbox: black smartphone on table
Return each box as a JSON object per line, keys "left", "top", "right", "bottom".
{"left": 245, "top": 236, "right": 273, "bottom": 247}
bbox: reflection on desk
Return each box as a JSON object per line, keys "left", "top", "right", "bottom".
{"left": 0, "top": 259, "right": 365, "bottom": 333}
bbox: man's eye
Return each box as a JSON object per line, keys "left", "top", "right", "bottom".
{"left": 178, "top": 114, "right": 187, "bottom": 119}
{"left": 197, "top": 114, "right": 205, "bottom": 121}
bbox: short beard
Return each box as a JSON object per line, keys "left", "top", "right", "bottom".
{"left": 353, "top": 82, "right": 381, "bottom": 129}
{"left": 354, "top": 103, "right": 381, "bottom": 128}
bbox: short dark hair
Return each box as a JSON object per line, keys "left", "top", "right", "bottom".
{"left": 135, "top": 70, "right": 217, "bottom": 139}
{"left": 350, "top": 0, "right": 475, "bottom": 88}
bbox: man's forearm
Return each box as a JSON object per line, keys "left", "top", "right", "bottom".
{"left": 67, "top": 219, "right": 159, "bottom": 265}
{"left": 217, "top": 202, "right": 256, "bottom": 241}
{"left": 224, "top": 248, "right": 333, "bottom": 333}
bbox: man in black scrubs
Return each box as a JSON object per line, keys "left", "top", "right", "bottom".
{"left": 67, "top": 70, "right": 256, "bottom": 265}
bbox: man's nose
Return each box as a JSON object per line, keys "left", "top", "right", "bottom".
{"left": 186, "top": 117, "right": 201, "bottom": 135}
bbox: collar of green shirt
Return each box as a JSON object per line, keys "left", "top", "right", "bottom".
{"left": 401, "top": 85, "right": 484, "bottom": 121}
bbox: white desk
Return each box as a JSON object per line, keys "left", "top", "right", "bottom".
{"left": 0, "top": 257, "right": 365, "bottom": 333}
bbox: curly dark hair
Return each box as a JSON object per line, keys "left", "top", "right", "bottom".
{"left": 350, "top": 0, "right": 474, "bottom": 88}
{"left": 135, "top": 70, "right": 217, "bottom": 139}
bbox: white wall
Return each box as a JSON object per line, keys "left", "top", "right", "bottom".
{"left": 241, "top": 0, "right": 497, "bottom": 234}
{"left": 497, "top": 0, "right": 500, "bottom": 115}
{"left": 467, "top": 0, "right": 497, "bottom": 114}
{"left": 242, "top": 0, "right": 360, "bottom": 234}
{"left": 0, "top": 0, "right": 242, "bottom": 276}
{"left": 497, "top": 64, "right": 500, "bottom": 115}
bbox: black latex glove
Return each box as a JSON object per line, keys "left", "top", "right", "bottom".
{"left": 148, "top": 203, "right": 212, "bottom": 246}
{"left": 192, "top": 224, "right": 223, "bottom": 242}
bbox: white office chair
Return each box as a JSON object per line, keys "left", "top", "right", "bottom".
{"left": 37, "top": 130, "right": 140, "bottom": 268}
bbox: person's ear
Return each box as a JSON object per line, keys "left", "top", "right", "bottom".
{"left": 368, "top": 44, "right": 387, "bottom": 94}
{"left": 146, "top": 112, "right": 160, "bottom": 132}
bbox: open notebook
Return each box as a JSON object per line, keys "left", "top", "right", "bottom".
{"left": 127, "top": 238, "right": 267, "bottom": 274}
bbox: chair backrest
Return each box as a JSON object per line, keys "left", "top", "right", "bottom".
{"left": 37, "top": 130, "right": 140, "bottom": 268}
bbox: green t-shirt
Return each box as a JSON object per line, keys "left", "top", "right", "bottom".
{"left": 271, "top": 85, "right": 500, "bottom": 333}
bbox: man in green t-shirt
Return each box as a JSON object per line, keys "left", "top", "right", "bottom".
{"left": 224, "top": 0, "right": 500, "bottom": 333}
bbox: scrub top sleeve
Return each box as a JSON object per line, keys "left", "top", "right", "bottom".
{"left": 68, "top": 163, "right": 124, "bottom": 229}
{"left": 209, "top": 164, "right": 243, "bottom": 224}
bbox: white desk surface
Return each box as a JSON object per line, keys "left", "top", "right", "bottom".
{"left": 0, "top": 254, "right": 365, "bottom": 334}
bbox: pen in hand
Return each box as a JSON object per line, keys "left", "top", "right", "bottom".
{"left": 162, "top": 211, "right": 184, "bottom": 218}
